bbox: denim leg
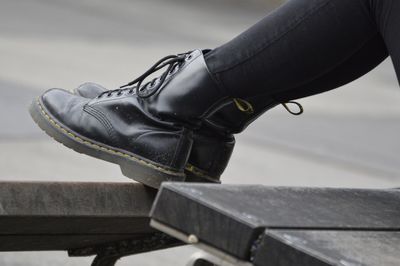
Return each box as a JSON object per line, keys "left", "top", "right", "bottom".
{"left": 370, "top": 0, "right": 400, "bottom": 81}
{"left": 205, "top": 0, "right": 385, "bottom": 98}
{"left": 273, "top": 34, "right": 388, "bottom": 102}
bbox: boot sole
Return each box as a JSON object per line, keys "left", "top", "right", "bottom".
{"left": 29, "top": 97, "right": 185, "bottom": 189}
{"left": 185, "top": 164, "right": 221, "bottom": 184}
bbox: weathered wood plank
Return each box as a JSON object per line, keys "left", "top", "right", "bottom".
{"left": 151, "top": 183, "right": 400, "bottom": 260}
{"left": 0, "top": 181, "right": 169, "bottom": 251}
{"left": 0, "top": 181, "right": 155, "bottom": 217}
{"left": 253, "top": 230, "right": 400, "bottom": 266}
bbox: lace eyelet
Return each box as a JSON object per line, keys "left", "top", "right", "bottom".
{"left": 128, "top": 89, "right": 134, "bottom": 94}
{"left": 169, "top": 67, "right": 178, "bottom": 75}
{"left": 107, "top": 93, "right": 112, "bottom": 97}
{"left": 120, "top": 53, "right": 193, "bottom": 98}
{"left": 117, "top": 92, "right": 123, "bottom": 96}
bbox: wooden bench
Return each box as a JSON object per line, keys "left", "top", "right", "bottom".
{"left": 151, "top": 184, "right": 400, "bottom": 266}
{"left": 2, "top": 181, "right": 399, "bottom": 266}
{"left": 0, "top": 181, "right": 181, "bottom": 266}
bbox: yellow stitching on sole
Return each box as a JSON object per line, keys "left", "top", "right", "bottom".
{"left": 36, "top": 100, "right": 183, "bottom": 177}
{"left": 185, "top": 163, "right": 218, "bottom": 181}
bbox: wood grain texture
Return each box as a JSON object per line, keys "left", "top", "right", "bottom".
{"left": 0, "top": 181, "right": 168, "bottom": 251}
{"left": 151, "top": 183, "right": 400, "bottom": 260}
{"left": 254, "top": 230, "right": 400, "bottom": 266}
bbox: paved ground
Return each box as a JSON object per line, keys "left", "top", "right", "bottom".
{"left": 1, "top": 0, "right": 400, "bottom": 265}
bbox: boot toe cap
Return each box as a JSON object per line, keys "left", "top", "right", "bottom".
{"left": 41, "top": 88, "right": 86, "bottom": 116}
{"left": 40, "top": 88, "right": 91, "bottom": 129}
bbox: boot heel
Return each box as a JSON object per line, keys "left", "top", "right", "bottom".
{"left": 119, "top": 161, "right": 185, "bottom": 189}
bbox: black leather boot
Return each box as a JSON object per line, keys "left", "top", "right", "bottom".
{"left": 74, "top": 82, "right": 235, "bottom": 183}
{"left": 29, "top": 50, "right": 230, "bottom": 188}
{"left": 73, "top": 82, "right": 302, "bottom": 184}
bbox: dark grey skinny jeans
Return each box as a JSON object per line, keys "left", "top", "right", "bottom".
{"left": 205, "top": 0, "right": 399, "bottom": 103}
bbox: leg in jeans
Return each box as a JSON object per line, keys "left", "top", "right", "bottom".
{"left": 205, "top": 0, "right": 398, "bottom": 101}
{"left": 274, "top": 34, "right": 388, "bottom": 102}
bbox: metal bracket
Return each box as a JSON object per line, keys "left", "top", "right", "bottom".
{"left": 151, "top": 219, "right": 253, "bottom": 266}
{"left": 68, "top": 232, "right": 182, "bottom": 266}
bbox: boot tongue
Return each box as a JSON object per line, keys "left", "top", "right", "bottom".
{"left": 75, "top": 83, "right": 107, "bottom": 99}
{"left": 121, "top": 53, "right": 189, "bottom": 98}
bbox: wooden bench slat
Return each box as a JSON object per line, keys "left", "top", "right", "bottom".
{"left": 0, "top": 181, "right": 165, "bottom": 251}
{"left": 151, "top": 184, "right": 400, "bottom": 261}
{"left": 254, "top": 230, "right": 400, "bottom": 266}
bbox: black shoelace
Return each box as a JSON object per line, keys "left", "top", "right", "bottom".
{"left": 98, "top": 52, "right": 189, "bottom": 98}
{"left": 97, "top": 51, "right": 304, "bottom": 116}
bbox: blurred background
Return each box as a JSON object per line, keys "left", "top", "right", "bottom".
{"left": 1, "top": 0, "right": 400, "bottom": 265}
